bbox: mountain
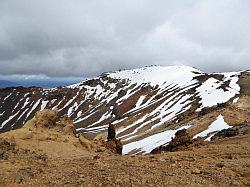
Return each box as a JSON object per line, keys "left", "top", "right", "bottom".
{"left": 0, "top": 79, "right": 83, "bottom": 88}
{"left": 0, "top": 80, "right": 19, "bottom": 88}
{"left": 0, "top": 65, "right": 249, "bottom": 154}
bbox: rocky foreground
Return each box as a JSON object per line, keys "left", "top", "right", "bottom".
{"left": 0, "top": 134, "right": 249, "bottom": 187}
{"left": 0, "top": 109, "right": 249, "bottom": 187}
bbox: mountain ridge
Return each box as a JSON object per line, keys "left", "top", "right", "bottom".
{"left": 0, "top": 65, "right": 249, "bottom": 154}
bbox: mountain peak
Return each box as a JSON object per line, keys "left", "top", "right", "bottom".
{"left": 107, "top": 65, "right": 203, "bottom": 86}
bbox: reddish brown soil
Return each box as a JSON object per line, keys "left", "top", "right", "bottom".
{"left": 0, "top": 135, "right": 249, "bottom": 187}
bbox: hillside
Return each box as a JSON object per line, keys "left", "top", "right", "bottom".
{"left": 0, "top": 65, "right": 249, "bottom": 154}
{"left": 0, "top": 114, "right": 249, "bottom": 186}
{"left": 0, "top": 65, "right": 250, "bottom": 186}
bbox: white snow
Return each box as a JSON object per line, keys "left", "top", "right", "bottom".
{"left": 233, "top": 97, "right": 239, "bottom": 103}
{"left": 4, "top": 93, "right": 12, "bottom": 100}
{"left": 52, "top": 99, "right": 63, "bottom": 110}
{"left": 109, "top": 83, "right": 116, "bottom": 89}
{"left": 59, "top": 95, "right": 78, "bottom": 112}
{"left": 196, "top": 76, "right": 240, "bottom": 111}
{"left": 108, "top": 66, "right": 202, "bottom": 87}
{"left": 117, "top": 92, "right": 192, "bottom": 140}
{"left": 122, "top": 125, "right": 191, "bottom": 154}
{"left": 41, "top": 100, "right": 49, "bottom": 110}
{"left": 26, "top": 99, "right": 41, "bottom": 119}
{"left": 13, "top": 101, "right": 21, "bottom": 111}
{"left": 193, "top": 115, "right": 232, "bottom": 140}
{"left": 21, "top": 98, "right": 30, "bottom": 109}
{"left": 77, "top": 111, "right": 82, "bottom": 118}
{"left": 135, "top": 95, "right": 146, "bottom": 108}
{"left": 16, "top": 108, "right": 29, "bottom": 122}
{"left": 0, "top": 112, "right": 20, "bottom": 129}
{"left": 0, "top": 111, "right": 5, "bottom": 116}
{"left": 88, "top": 111, "right": 112, "bottom": 128}
{"left": 67, "top": 102, "right": 78, "bottom": 117}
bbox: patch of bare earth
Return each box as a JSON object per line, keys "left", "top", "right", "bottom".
{"left": 0, "top": 134, "right": 249, "bottom": 187}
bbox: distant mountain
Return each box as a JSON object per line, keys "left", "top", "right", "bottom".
{"left": 0, "top": 79, "right": 83, "bottom": 88}
{"left": 0, "top": 80, "right": 19, "bottom": 88}
{"left": 0, "top": 65, "right": 249, "bottom": 154}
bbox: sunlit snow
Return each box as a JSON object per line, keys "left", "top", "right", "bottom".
{"left": 123, "top": 125, "right": 191, "bottom": 154}
{"left": 193, "top": 115, "right": 232, "bottom": 140}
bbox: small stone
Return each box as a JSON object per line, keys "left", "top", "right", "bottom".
{"left": 96, "top": 146, "right": 106, "bottom": 152}
{"left": 93, "top": 155, "right": 100, "bottom": 160}
{"left": 14, "top": 175, "right": 23, "bottom": 184}
{"left": 191, "top": 168, "right": 201, "bottom": 174}
{"left": 216, "top": 163, "right": 224, "bottom": 168}
{"left": 171, "top": 163, "right": 176, "bottom": 167}
{"left": 79, "top": 174, "right": 85, "bottom": 178}
{"left": 202, "top": 171, "right": 211, "bottom": 175}
{"left": 158, "top": 157, "right": 165, "bottom": 162}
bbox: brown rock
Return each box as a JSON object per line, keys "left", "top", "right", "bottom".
{"left": 103, "top": 139, "right": 123, "bottom": 154}
{"left": 151, "top": 129, "right": 193, "bottom": 154}
{"left": 191, "top": 168, "right": 201, "bottom": 174}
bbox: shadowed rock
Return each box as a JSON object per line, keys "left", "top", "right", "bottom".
{"left": 107, "top": 124, "right": 116, "bottom": 140}
{"left": 151, "top": 129, "right": 193, "bottom": 154}
{"left": 103, "top": 124, "right": 123, "bottom": 154}
{"left": 211, "top": 124, "right": 249, "bottom": 141}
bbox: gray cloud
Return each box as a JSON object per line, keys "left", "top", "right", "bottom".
{"left": 0, "top": 0, "right": 249, "bottom": 77}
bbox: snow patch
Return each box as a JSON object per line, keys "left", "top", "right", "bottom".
{"left": 123, "top": 125, "right": 191, "bottom": 154}
{"left": 193, "top": 115, "right": 232, "bottom": 140}
{"left": 196, "top": 76, "right": 240, "bottom": 111}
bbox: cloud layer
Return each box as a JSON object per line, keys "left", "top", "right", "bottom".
{"left": 0, "top": 0, "right": 249, "bottom": 77}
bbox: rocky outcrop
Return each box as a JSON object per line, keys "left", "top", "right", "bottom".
{"left": 107, "top": 124, "right": 116, "bottom": 140}
{"left": 0, "top": 139, "right": 16, "bottom": 160}
{"left": 211, "top": 124, "right": 250, "bottom": 141}
{"left": 32, "top": 109, "right": 74, "bottom": 134}
{"left": 151, "top": 129, "right": 194, "bottom": 154}
{"left": 103, "top": 139, "right": 123, "bottom": 154}
{"left": 103, "top": 124, "right": 123, "bottom": 154}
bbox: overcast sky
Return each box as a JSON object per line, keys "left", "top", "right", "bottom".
{"left": 0, "top": 0, "right": 249, "bottom": 78}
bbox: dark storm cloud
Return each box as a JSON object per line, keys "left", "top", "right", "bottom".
{"left": 0, "top": 0, "right": 249, "bottom": 77}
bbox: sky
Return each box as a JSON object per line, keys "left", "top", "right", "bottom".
{"left": 0, "top": 0, "right": 249, "bottom": 79}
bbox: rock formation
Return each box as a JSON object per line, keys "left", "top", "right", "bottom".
{"left": 107, "top": 124, "right": 116, "bottom": 140}
{"left": 103, "top": 124, "right": 123, "bottom": 154}
{"left": 151, "top": 129, "right": 193, "bottom": 154}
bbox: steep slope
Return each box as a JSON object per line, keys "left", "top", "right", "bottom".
{"left": 0, "top": 109, "right": 100, "bottom": 159}
{"left": 0, "top": 66, "right": 248, "bottom": 154}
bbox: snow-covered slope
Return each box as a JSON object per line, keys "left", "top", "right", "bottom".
{"left": 0, "top": 65, "right": 245, "bottom": 154}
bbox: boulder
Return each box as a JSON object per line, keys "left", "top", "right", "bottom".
{"left": 211, "top": 124, "right": 249, "bottom": 141}
{"left": 151, "top": 129, "right": 193, "bottom": 154}
{"left": 103, "top": 139, "right": 123, "bottom": 154}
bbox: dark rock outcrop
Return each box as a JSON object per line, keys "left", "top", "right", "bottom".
{"left": 151, "top": 129, "right": 193, "bottom": 154}
{"left": 107, "top": 124, "right": 116, "bottom": 140}
{"left": 103, "top": 124, "right": 123, "bottom": 154}
{"left": 211, "top": 124, "right": 249, "bottom": 141}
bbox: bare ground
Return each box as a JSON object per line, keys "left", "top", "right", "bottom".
{"left": 0, "top": 135, "right": 249, "bottom": 187}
